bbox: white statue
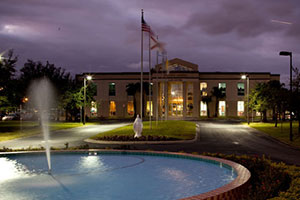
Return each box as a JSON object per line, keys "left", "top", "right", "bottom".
{"left": 133, "top": 114, "right": 143, "bottom": 138}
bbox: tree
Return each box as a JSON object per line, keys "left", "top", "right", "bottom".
{"left": 19, "top": 60, "right": 73, "bottom": 97}
{"left": 201, "top": 96, "right": 212, "bottom": 117}
{"left": 60, "top": 81, "right": 96, "bottom": 121}
{"left": 248, "top": 81, "right": 287, "bottom": 124}
{"left": 126, "top": 82, "right": 149, "bottom": 118}
{"left": 211, "top": 87, "right": 225, "bottom": 117}
{"left": 266, "top": 80, "right": 286, "bottom": 127}
{"left": 292, "top": 67, "right": 300, "bottom": 133}
{"left": 18, "top": 60, "right": 76, "bottom": 121}
{"left": 0, "top": 49, "right": 18, "bottom": 112}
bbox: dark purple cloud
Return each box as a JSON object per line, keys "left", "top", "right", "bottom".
{"left": 0, "top": 0, "right": 299, "bottom": 85}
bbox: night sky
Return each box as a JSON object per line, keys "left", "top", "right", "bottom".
{"left": 1, "top": 0, "right": 300, "bottom": 83}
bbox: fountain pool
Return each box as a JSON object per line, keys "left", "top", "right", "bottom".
{"left": 0, "top": 151, "right": 250, "bottom": 200}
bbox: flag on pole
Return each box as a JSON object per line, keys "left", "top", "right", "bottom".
{"left": 142, "top": 14, "right": 165, "bottom": 53}
{"left": 150, "top": 37, "right": 166, "bottom": 52}
{"left": 142, "top": 14, "right": 155, "bottom": 36}
{"left": 166, "top": 59, "right": 169, "bottom": 74}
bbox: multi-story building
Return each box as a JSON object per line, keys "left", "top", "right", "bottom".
{"left": 77, "top": 58, "right": 280, "bottom": 120}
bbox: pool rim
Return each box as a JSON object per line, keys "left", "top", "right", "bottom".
{"left": 0, "top": 150, "right": 251, "bottom": 200}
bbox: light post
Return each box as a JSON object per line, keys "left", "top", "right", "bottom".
{"left": 241, "top": 74, "right": 250, "bottom": 124}
{"left": 20, "top": 97, "right": 28, "bottom": 132}
{"left": 83, "top": 75, "right": 92, "bottom": 125}
{"left": 279, "top": 51, "right": 293, "bottom": 142}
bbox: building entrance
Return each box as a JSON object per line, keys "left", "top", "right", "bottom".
{"left": 168, "top": 82, "right": 183, "bottom": 117}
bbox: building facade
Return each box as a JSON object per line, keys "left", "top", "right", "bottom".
{"left": 77, "top": 58, "right": 280, "bottom": 120}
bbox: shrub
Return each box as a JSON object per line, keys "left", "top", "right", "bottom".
{"left": 202, "top": 153, "right": 299, "bottom": 200}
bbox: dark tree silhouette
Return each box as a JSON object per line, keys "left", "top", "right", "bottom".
{"left": 211, "top": 87, "right": 226, "bottom": 117}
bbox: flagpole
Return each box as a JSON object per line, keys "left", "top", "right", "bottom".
{"left": 149, "top": 31, "right": 152, "bottom": 129}
{"left": 156, "top": 35, "right": 159, "bottom": 126}
{"left": 141, "top": 9, "right": 144, "bottom": 121}
{"left": 165, "top": 53, "right": 168, "bottom": 121}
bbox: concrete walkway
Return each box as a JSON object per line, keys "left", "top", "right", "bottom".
{"left": 0, "top": 123, "right": 129, "bottom": 149}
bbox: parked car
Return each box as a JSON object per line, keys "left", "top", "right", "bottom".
{"left": 2, "top": 113, "right": 20, "bottom": 121}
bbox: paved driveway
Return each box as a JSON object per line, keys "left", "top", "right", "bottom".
{"left": 0, "top": 123, "right": 129, "bottom": 149}
{"left": 91, "top": 121, "right": 300, "bottom": 165}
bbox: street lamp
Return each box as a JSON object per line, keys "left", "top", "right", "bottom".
{"left": 279, "top": 51, "right": 293, "bottom": 142}
{"left": 20, "top": 97, "right": 29, "bottom": 132}
{"left": 241, "top": 74, "right": 250, "bottom": 124}
{"left": 83, "top": 75, "right": 92, "bottom": 125}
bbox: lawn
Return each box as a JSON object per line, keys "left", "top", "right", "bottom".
{"left": 91, "top": 120, "right": 196, "bottom": 140}
{"left": 245, "top": 121, "right": 300, "bottom": 148}
{"left": 0, "top": 121, "right": 87, "bottom": 141}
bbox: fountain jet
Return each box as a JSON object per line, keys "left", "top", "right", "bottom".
{"left": 29, "top": 78, "right": 55, "bottom": 173}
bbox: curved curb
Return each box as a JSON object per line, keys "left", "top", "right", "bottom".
{"left": 84, "top": 132, "right": 197, "bottom": 145}
{"left": 84, "top": 124, "right": 200, "bottom": 145}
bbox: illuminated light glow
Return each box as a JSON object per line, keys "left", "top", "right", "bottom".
{"left": 0, "top": 158, "right": 32, "bottom": 182}
{"left": 241, "top": 75, "right": 247, "bottom": 80}
{"left": 271, "top": 19, "right": 292, "bottom": 25}
{"left": 78, "top": 156, "right": 105, "bottom": 171}
{"left": 86, "top": 75, "right": 92, "bottom": 80}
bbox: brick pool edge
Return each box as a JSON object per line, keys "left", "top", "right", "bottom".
{"left": 0, "top": 149, "right": 251, "bottom": 200}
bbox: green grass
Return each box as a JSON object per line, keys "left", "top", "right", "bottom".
{"left": 91, "top": 120, "right": 196, "bottom": 140}
{"left": 0, "top": 121, "right": 86, "bottom": 141}
{"left": 245, "top": 121, "right": 300, "bottom": 148}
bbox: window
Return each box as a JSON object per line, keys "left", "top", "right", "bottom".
{"left": 109, "top": 82, "right": 115, "bottom": 96}
{"left": 186, "top": 83, "right": 193, "bottom": 116}
{"left": 237, "top": 101, "right": 244, "bottom": 116}
{"left": 200, "top": 101, "right": 207, "bottom": 116}
{"left": 237, "top": 83, "right": 245, "bottom": 96}
{"left": 200, "top": 82, "right": 207, "bottom": 96}
{"left": 127, "top": 101, "right": 134, "bottom": 116}
{"left": 146, "top": 101, "right": 153, "bottom": 116}
{"left": 218, "top": 83, "right": 226, "bottom": 95}
{"left": 109, "top": 101, "right": 116, "bottom": 116}
{"left": 219, "top": 101, "right": 226, "bottom": 116}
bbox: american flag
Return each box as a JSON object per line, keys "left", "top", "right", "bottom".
{"left": 142, "top": 16, "right": 155, "bottom": 36}
{"left": 141, "top": 12, "right": 165, "bottom": 52}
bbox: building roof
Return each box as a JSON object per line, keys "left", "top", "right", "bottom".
{"left": 155, "top": 58, "right": 198, "bottom": 71}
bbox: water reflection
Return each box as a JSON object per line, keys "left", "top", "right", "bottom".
{"left": 77, "top": 155, "right": 106, "bottom": 174}
{"left": 0, "top": 158, "right": 33, "bottom": 182}
{"left": 163, "top": 168, "right": 195, "bottom": 185}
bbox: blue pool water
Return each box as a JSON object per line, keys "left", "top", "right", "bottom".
{"left": 0, "top": 152, "right": 236, "bottom": 200}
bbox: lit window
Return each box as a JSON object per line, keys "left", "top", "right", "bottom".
{"left": 127, "top": 101, "right": 134, "bottom": 116}
{"left": 109, "top": 101, "right": 116, "bottom": 116}
{"left": 200, "top": 82, "right": 207, "bottom": 96}
{"left": 237, "top": 83, "right": 245, "bottom": 96}
{"left": 200, "top": 101, "right": 207, "bottom": 116}
{"left": 109, "top": 83, "right": 115, "bottom": 96}
{"left": 218, "top": 83, "right": 226, "bottom": 95}
{"left": 237, "top": 101, "right": 244, "bottom": 116}
{"left": 219, "top": 101, "right": 226, "bottom": 116}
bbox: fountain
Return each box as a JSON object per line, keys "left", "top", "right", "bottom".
{"left": 29, "top": 78, "right": 55, "bottom": 173}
